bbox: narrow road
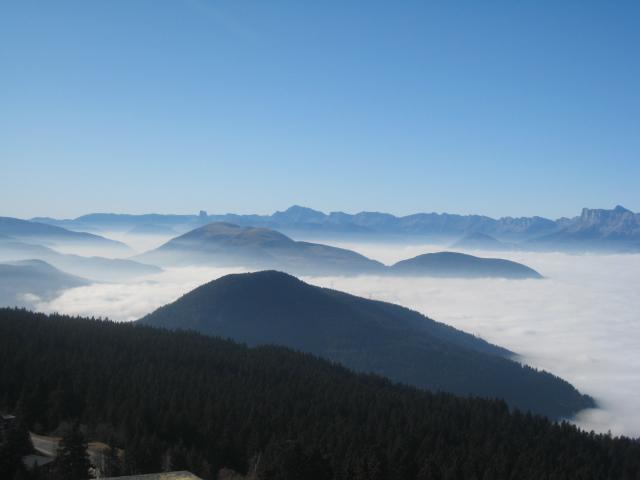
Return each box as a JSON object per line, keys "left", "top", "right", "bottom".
{"left": 30, "top": 433, "right": 60, "bottom": 457}
{"left": 30, "top": 432, "right": 116, "bottom": 466}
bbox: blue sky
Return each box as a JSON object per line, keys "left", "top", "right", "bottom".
{"left": 1, "top": 0, "right": 639, "bottom": 219}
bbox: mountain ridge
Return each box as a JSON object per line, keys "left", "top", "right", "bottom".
{"left": 139, "top": 270, "right": 592, "bottom": 418}
{"left": 0, "top": 236, "right": 161, "bottom": 282}
{"left": 31, "top": 204, "right": 640, "bottom": 252}
{"left": 0, "top": 259, "right": 90, "bottom": 307}
{"left": 0, "top": 216, "right": 130, "bottom": 252}
{"left": 137, "top": 222, "right": 540, "bottom": 278}
{"left": 136, "top": 222, "right": 386, "bottom": 276}
{"left": 451, "top": 232, "right": 513, "bottom": 251}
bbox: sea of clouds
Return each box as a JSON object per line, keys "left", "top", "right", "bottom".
{"left": 34, "top": 237, "right": 640, "bottom": 438}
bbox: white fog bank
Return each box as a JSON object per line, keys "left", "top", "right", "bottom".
{"left": 311, "top": 243, "right": 640, "bottom": 437}
{"left": 36, "top": 243, "right": 640, "bottom": 438}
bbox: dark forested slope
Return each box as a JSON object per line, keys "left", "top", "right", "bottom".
{"left": 140, "top": 271, "right": 589, "bottom": 419}
{"left": 0, "top": 308, "right": 638, "bottom": 480}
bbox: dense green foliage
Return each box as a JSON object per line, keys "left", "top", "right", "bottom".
{"left": 0, "top": 417, "right": 33, "bottom": 479}
{"left": 51, "top": 424, "right": 91, "bottom": 480}
{"left": 141, "top": 271, "right": 592, "bottom": 418}
{"left": 1, "top": 308, "right": 638, "bottom": 479}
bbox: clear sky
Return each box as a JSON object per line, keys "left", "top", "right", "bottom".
{"left": 1, "top": 0, "right": 639, "bottom": 219}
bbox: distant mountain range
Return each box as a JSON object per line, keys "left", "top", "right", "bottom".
{"left": 137, "top": 222, "right": 540, "bottom": 278}
{"left": 451, "top": 232, "right": 513, "bottom": 251}
{"left": 32, "top": 204, "right": 640, "bottom": 252}
{"left": 525, "top": 205, "right": 640, "bottom": 252}
{"left": 140, "top": 270, "right": 592, "bottom": 418}
{"left": 0, "top": 214, "right": 540, "bottom": 278}
{"left": 0, "top": 260, "right": 89, "bottom": 308}
{"left": 0, "top": 216, "right": 130, "bottom": 253}
{"left": 0, "top": 236, "right": 161, "bottom": 282}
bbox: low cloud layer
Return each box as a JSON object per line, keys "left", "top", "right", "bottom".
{"left": 34, "top": 241, "right": 640, "bottom": 438}
{"left": 38, "top": 266, "right": 247, "bottom": 321}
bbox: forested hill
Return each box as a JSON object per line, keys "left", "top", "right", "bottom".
{"left": 140, "top": 271, "right": 591, "bottom": 419}
{"left": 388, "top": 252, "right": 542, "bottom": 279}
{"left": 1, "top": 309, "right": 639, "bottom": 480}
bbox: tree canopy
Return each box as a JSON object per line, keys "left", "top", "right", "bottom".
{"left": 1, "top": 308, "right": 639, "bottom": 480}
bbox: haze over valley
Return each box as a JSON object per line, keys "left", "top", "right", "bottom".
{"left": 2, "top": 2, "right": 639, "bottom": 477}
{"left": 1, "top": 211, "right": 638, "bottom": 438}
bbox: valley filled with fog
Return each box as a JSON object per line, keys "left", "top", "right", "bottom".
{"left": 28, "top": 231, "right": 640, "bottom": 438}
{"left": 312, "top": 242, "right": 640, "bottom": 438}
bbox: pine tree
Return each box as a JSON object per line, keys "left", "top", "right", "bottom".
{"left": 0, "top": 419, "right": 33, "bottom": 480}
{"left": 52, "top": 424, "right": 91, "bottom": 480}
{"left": 103, "top": 440, "right": 122, "bottom": 478}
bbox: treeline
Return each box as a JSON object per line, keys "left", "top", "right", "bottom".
{"left": 0, "top": 417, "right": 33, "bottom": 479}
{"left": 139, "top": 270, "right": 593, "bottom": 419}
{"left": 0, "top": 308, "right": 639, "bottom": 480}
{"left": 1, "top": 418, "right": 95, "bottom": 480}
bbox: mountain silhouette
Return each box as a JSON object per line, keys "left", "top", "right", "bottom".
{"left": 140, "top": 270, "right": 591, "bottom": 418}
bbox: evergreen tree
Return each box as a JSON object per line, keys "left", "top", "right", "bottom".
{"left": 52, "top": 424, "right": 91, "bottom": 480}
{"left": 102, "top": 440, "right": 122, "bottom": 478}
{"left": 1, "top": 308, "right": 640, "bottom": 480}
{"left": 0, "top": 419, "right": 32, "bottom": 479}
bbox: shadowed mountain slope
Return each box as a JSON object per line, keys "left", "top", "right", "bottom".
{"left": 140, "top": 271, "right": 590, "bottom": 418}
{"left": 1, "top": 308, "right": 637, "bottom": 479}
